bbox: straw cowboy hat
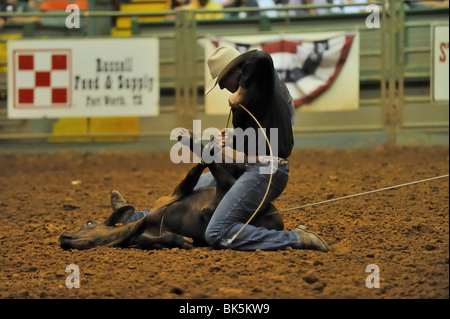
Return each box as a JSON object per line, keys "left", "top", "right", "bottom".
{"left": 205, "top": 45, "right": 256, "bottom": 95}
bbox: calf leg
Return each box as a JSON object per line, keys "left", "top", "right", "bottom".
{"left": 177, "top": 128, "right": 243, "bottom": 196}
{"left": 207, "top": 162, "right": 244, "bottom": 197}
{"left": 134, "top": 232, "right": 194, "bottom": 249}
{"left": 171, "top": 163, "right": 207, "bottom": 197}
{"left": 106, "top": 162, "right": 207, "bottom": 227}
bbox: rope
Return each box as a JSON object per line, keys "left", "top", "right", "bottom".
{"left": 225, "top": 103, "right": 274, "bottom": 246}
{"left": 272, "top": 174, "right": 449, "bottom": 214}
{"left": 159, "top": 213, "right": 165, "bottom": 236}
{"left": 226, "top": 108, "right": 232, "bottom": 128}
{"left": 221, "top": 106, "right": 448, "bottom": 245}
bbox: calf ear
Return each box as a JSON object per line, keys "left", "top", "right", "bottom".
{"left": 104, "top": 206, "right": 135, "bottom": 226}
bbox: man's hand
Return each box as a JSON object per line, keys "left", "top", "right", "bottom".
{"left": 215, "top": 128, "right": 233, "bottom": 148}
{"left": 228, "top": 86, "right": 247, "bottom": 108}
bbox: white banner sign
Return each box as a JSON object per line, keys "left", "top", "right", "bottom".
{"left": 7, "top": 38, "right": 159, "bottom": 119}
{"left": 432, "top": 25, "right": 449, "bottom": 103}
{"left": 204, "top": 31, "right": 359, "bottom": 115}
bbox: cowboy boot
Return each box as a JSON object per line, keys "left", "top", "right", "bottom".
{"left": 294, "top": 225, "right": 329, "bottom": 252}
{"left": 111, "top": 190, "right": 130, "bottom": 211}
{"left": 104, "top": 190, "right": 135, "bottom": 226}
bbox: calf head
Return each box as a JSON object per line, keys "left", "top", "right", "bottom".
{"left": 59, "top": 219, "right": 141, "bottom": 250}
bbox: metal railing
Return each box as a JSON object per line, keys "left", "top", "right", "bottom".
{"left": 0, "top": 0, "right": 448, "bottom": 146}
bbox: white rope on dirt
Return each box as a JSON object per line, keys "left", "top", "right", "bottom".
{"left": 273, "top": 174, "right": 449, "bottom": 214}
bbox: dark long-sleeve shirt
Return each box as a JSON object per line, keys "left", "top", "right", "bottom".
{"left": 232, "top": 50, "right": 294, "bottom": 159}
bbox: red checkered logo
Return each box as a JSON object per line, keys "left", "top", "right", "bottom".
{"left": 13, "top": 49, "right": 72, "bottom": 109}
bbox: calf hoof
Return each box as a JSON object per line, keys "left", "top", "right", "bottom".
{"left": 175, "top": 128, "right": 192, "bottom": 144}
{"left": 135, "top": 233, "right": 194, "bottom": 250}
{"left": 175, "top": 128, "right": 202, "bottom": 147}
{"left": 182, "top": 237, "right": 194, "bottom": 249}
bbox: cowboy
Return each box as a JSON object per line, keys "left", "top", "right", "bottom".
{"left": 196, "top": 45, "right": 329, "bottom": 251}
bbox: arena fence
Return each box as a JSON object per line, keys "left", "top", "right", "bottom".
{"left": 0, "top": 0, "right": 448, "bottom": 148}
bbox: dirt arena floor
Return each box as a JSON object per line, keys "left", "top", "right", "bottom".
{"left": 0, "top": 145, "right": 448, "bottom": 300}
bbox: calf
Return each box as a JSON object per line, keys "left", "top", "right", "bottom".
{"left": 59, "top": 134, "right": 283, "bottom": 250}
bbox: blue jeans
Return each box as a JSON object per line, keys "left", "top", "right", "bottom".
{"left": 196, "top": 163, "right": 301, "bottom": 251}
{"left": 127, "top": 208, "right": 152, "bottom": 224}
